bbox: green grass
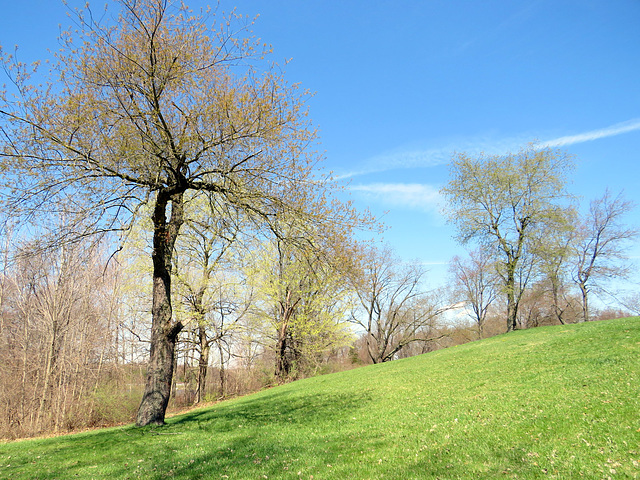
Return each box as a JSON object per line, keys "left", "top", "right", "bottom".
{"left": 1, "top": 318, "right": 639, "bottom": 479}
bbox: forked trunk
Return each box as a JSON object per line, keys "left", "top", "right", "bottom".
{"left": 274, "top": 322, "right": 290, "bottom": 380}
{"left": 217, "top": 341, "right": 226, "bottom": 398}
{"left": 275, "top": 295, "right": 296, "bottom": 381}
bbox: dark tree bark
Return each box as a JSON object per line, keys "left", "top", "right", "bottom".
{"left": 274, "top": 319, "right": 291, "bottom": 380}
{"left": 505, "top": 267, "right": 518, "bottom": 332}
{"left": 195, "top": 325, "right": 210, "bottom": 404}
{"left": 216, "top": 341, "right": 226, "bottom": 398}
{"left": 0, "top": 0, "right": 357, "bottom": 429}
{"left": 136, "top": 190, "right": 185, "bottom": 426}
{"left": 441, "top": 147, "right": 573, "bottom": 334}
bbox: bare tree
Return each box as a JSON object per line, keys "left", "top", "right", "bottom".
{"left": 573, "top": 190, "right": 638, "bottom": 322}
{"left": 0, "top": 238, "right": 116, "bottom": 439}
{"left": 622, "top": 291, "right": 640, "bottom": 316}
{"left": 350, "top": 246, "right": 449, "bottom": 363}
{"left": 449, "top": 249, "right": 499, "bottom": 338}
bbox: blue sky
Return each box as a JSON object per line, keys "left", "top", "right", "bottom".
{"left": 2, "top": 0, "right": 639, "bottom": 289}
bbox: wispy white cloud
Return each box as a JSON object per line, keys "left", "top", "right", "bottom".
{"left": 336, "top": 118, "right": 640, "bottom": 180}
{"left": 335, "top": 135, "right": 529, "bottom": 180}
{"left": 540, "top": 118, "right": 640, "bottom": 148}
{"left": 350, "top": 183, "right": 441, "bottom": 213}
{"left": 453, "top": 1, "right": 542, "bottom": 55}
{"left": 334, "top": 148, "right": 451, "bottom": 180}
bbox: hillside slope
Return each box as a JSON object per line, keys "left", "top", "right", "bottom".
{"left": 1, "top": 318, "right": 639, "bottom": 479}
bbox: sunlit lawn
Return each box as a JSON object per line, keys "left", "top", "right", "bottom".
{"left": 1, "top": 317, "right": 639, "bottom": 479}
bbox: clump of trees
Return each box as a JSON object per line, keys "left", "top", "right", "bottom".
{"left": 442, "top": 146, "right": 638, "bottom": 332}
{"left": 0, "top": 0, "right": 368, "bottom": 427}
{"left": 0, "top": 239, "right": 135, "bottom": 439}
{"left": 0, "top": 0, "right": 379, "bottom": 437}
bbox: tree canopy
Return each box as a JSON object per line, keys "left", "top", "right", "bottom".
{"left": 0, "top": 0, "right": 363, "bottom": 426}
{"left": 441, "top": 145, "right": 574, "bottom": 331}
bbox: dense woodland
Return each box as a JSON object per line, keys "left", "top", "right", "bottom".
{"left": 0, "top": 0, "right": 637, "bottom": 440}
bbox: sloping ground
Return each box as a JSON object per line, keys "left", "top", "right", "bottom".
{"left": 1, "top": 318, "right": 639, "bottom": 479}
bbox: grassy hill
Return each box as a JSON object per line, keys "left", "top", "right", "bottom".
{"left": 1, "top": 318, "right": 639, "bottom": 479}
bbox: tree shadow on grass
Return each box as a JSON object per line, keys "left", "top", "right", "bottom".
{"left": 4, "top": 389, "right": 376, "bottom": 479}
{"left": 155, "top": 389, "right": 382, "bottom": 480}
{"left": 168, "top": 388, "right": 373, "bottom": 428}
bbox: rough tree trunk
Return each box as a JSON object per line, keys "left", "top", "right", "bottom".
{"left": 195, "top": 325, "right": 210, "bottom": 404}
{"left": 275, "top": 292, "right": 297, "bottom": 382}
{"left": 505, "top": 268, "right": 518, "bottom": 332}
{"left": 579, "top": 282, "right": 589, "bottom": 323}
{"left": 366, "top": 333, "right": 382, "bottom": 364}
{"left": 274, "top": 321, "right": 290, "bottom": 381}
{"left": 551, "top": 283, "right": 566, "bottom": 325}
{"left": 136, "top": 190, "right": 185, "bottom": 427}
{"left": 217, "top": 341, "right": 226, "bottom": 398}
{"left": 506, "top": 296, "right": 517, "bottom": 332}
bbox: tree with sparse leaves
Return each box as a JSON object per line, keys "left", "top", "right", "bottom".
{"left": 0, "top": 0, "right": 354, "bottom": 426}
{"left": 441, "top": 146, "right": 574, "bottom": 332}
{"left": 247, "top": 220, "right": 356, "bottom": 382}
{"left": 172, "top": 195, "right": 248, "bottom": 403}
{"left": 449, "top": 248, "right": 499, "bottom": 338}
{"left": 573, "top": 190, "right": 637, "bottom": 322}
{"left": 349, "top": 245, "right": 449, "bottom": 363}
{"left": 533, "top": 210, "right": 580, "bottom": 325}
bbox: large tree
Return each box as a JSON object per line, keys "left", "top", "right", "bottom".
{"left": 0, "top": 0, "right": 339, "bottom": 426}
{"left": 441, "top": 146, "right": 573, "bottom": 332}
